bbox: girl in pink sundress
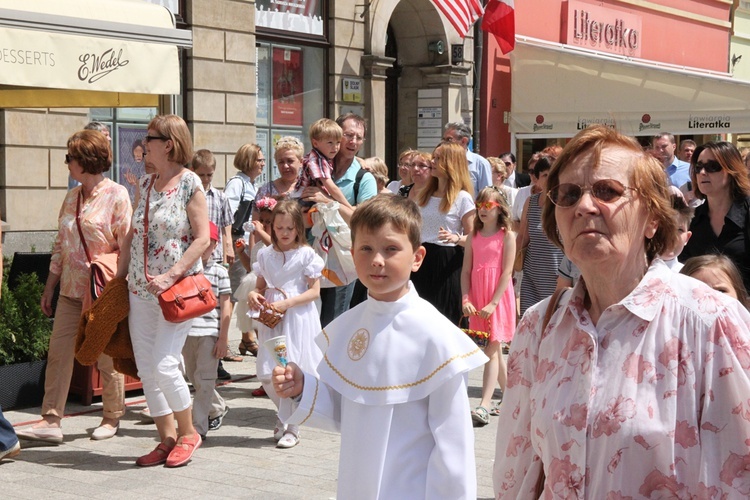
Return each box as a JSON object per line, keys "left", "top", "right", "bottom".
{"left": 460, "top": 187, "right": 516, "bottom": 426}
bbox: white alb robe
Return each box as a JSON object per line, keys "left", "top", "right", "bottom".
{"left": 282, "top": 283, "right": 488, "bottom": 500}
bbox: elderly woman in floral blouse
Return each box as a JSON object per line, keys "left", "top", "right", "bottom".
{"left": 494, "top": 125, "right": 750, "bottom": 498}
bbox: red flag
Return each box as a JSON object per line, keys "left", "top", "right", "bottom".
{"left": 432, "top": 0, "right": 485, "bottom": 38}
{"left": 482, "top": 0, "right": 515, "bottom": 54}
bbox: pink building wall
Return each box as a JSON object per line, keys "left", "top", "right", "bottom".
{"left": 481, "top": 0, "right": 732, "bottom": 155}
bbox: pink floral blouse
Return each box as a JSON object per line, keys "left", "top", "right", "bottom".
{"left": 494, "top": 260, "right": 750, "bottom": 499}
{"left": 128, "top": 171, "right": 204, "bottom": 301}
{"left": 50, "top": 179, "right": 131, "bottom": 299}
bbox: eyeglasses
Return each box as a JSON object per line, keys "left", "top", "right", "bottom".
{"left": 693, "top": 160, "right": 723, "bottom": 175}
{"left": 399, "top": 162, "right": 413, "bottom": 168}
{"left": 64, "top": 154, "right": 78, "bottom": 164}
{"left": 343, "top": 132, "right": 365, "bottom": 143}
{"left": 412, "top": 163, "right": 431, "bottom": 170}
{"left": 144, "top": 135, "right": 170, "bottom": 143}
{"left": 503, "top": 161, "right": 512, "bottom": 167}
{"left": 547, "top": 179, "right": 637, "bottom": 208}
{"left": 476, "top": 201, "right": 502, "bottom": 210}
{"left": 257, "top": 158, "right": 266, "bottom": 163}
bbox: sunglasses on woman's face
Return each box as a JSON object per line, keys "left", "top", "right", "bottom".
{"left": 476, "top": 201, "right": 501, "bottom": 210}
{"left": 547, "top": 179, "right": 636, "bottom": 208}
{"left": 692, "top": 160, "right": 723, "bottom": 175}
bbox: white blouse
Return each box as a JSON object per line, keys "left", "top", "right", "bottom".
{"left": 419, "top": 190, "right": 475, "bottom": 246}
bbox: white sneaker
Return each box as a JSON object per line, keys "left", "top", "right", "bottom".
{"left": 276, "top": 431, "right": 299, "bottom": 449}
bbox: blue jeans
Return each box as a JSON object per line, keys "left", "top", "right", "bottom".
{"left": 319, "top": 282, "right": 355, "bottom": 327}
{"left": 0, "top": 406, "right": 19, "bottom": 452}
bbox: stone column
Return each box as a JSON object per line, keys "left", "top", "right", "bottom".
{"left": 362, "top": 54, "right": 396, "bottom": 159}
{"left": 419, "top": 65, "right": 472, "bottom": 126}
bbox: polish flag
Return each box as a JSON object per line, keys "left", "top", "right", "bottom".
{"left": 432, "top": 0, "right": 485, "bottom": 39}
{"left": 482, "top": 0, "right": 515, "bottom": 54}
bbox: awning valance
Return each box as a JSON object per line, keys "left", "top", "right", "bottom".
{"left": 0, "top": 0, "right": 192, "bottom": 107}
{"left": 510, "top": 37, "right": 750, "bottom": 137}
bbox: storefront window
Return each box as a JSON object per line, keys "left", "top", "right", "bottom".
{"left": 256, "top": 0, "right": 323, "bottom": 37}
{"left": 256, "top": 42, "right": 325, "bottom": 182}
{"left": 88, "top": 107, "right": 158, "bottom": 204}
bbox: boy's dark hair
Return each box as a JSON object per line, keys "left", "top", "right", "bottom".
{"left": 350, "top": 194, "right": 422, "bottom": 250}
{"left": 671, "top": 194, "right": 694, "bottom": 228}
{"left": 191, "top": 149, "right": 216, "bottom": 171}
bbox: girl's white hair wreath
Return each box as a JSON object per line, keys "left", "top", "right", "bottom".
{"left": 256, "top": 197, "right": 278, "bottom": 211}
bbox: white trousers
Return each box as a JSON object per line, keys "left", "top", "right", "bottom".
{"left": 129, "top": 294, "right": 193, "bottom": 417}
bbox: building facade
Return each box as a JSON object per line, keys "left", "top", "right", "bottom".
{"left": 1, "top": 0, "right": 478, "bottom": 251}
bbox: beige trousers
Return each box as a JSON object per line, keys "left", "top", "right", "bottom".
{"left": 42, "top": 295, "right": 125, "bottom": 420}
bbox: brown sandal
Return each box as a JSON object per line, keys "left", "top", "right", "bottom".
{"left": 239, "top": 339, "right": 259, "bottom": 357}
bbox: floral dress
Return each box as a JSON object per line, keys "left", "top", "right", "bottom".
{"left": 494, "top": 259, "right": 750, "bottom": 498}
{"left": 128, "top": 171, "right": 204, "bottom": 301}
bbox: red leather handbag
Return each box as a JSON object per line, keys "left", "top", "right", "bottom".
{"left": 143, "top": 176, "right": 217, "bottom": 323}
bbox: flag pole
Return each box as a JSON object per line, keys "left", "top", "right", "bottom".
{"left": 473, "top": 0, "right": 485, "bottom": 153}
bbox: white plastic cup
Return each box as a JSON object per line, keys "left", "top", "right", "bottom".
{"left": 263, "top": 335, "right": 288, "bottom": 367}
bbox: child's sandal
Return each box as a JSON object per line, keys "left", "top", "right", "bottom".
{"left": 489, "top": 400, "right": 503, "bottom": 416}
{"left": 471, "top": 406, "right": 490, "bottom": 427}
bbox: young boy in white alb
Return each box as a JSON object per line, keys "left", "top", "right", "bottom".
{"left": 182, "top": 222, "right": 233, "bottom": 440}
{"left": 273, "top": 195, "right": 487, "bottom": 499}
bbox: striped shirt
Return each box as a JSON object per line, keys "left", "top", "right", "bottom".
{"left": 189, "top": 261, "right": 231, "bottom": 337}
{"left": 206, "top": 185, "right": 233, "bottom": 261}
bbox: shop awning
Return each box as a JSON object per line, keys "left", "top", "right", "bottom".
{"left": 510, "top": 37, "right": 750, "bottom": 137}
{"left": 0, "top": 0, "right": 192, "bottom": 108}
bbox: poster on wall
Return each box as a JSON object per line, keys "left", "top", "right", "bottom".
{"left": 116, "top": 125, "right": 148, "bottom": 205}
{"left": 272, "top": 47, "right": 303, "bottom": 127}
{"left": 256, "top": 129, "right": 270, "bottom": 185}
{"left": 257, "top": 45, "right": 270, "bottom": 126}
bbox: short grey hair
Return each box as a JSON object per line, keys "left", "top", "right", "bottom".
{"left": 84, "top": 121, "right": 110, "bottom": 134}
{"left": 444, "top": 121, "right": 472, "bottom": 140}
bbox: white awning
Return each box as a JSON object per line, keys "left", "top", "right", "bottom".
{"left": 510, "top": 37, "right": 750, "bottom": 137}
{"left": 0, "top": 0, "right": 192, "bottom": 107}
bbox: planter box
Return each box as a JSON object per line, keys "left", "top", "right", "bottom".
{"left": 0, "top": 360, "right": 47, "bottom": 410}
{"left": 69, "top": 361, "right": 142, "bottom": 406}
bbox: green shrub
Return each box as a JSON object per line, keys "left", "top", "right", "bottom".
{"left": 0, "top": 272, "right": 53, "bottom": 365}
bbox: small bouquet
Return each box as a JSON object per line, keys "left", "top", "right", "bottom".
{"left": 459, "top": 315, "right": 490, "bottom": 348}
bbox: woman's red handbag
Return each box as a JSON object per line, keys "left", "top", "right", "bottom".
{"left": 143, "top": 176, "right": 217, "bottom": 323}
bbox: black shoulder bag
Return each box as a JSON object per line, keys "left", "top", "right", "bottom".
{"left": 229, "top": 176, "right": 253, "bottom": 236}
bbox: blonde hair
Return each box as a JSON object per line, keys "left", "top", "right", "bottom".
{"left": 234, "top": 143, "right": 262, "bottom": 175}
{"left": 418, "top": 141, "right": 473, "bottom": 211}
{"left": 309, "top": 118, "right": 343, "bottom": 142}
{"left": 147, "top": 115, "right": 193, "bottom": 166}
{"left": 681, "top": 255, "right": 749, "bottom": 309}
{"left": 363, "top": 157, "right": 390, "bottom": 189}
{"left": 274, "top": 136, "right": 304, "bottom": 161}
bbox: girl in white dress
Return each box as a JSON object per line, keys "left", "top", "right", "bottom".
{"left": 248, "top": 200, "right": 324, "bottom": 449}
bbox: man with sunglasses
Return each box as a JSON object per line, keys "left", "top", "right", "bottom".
{"left": 652, "top": 133, "right": 691, "bottom": 189}
{"left": 500, "top": 152, "right": 531, "bottom": 189}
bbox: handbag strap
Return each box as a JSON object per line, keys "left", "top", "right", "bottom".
{"left": 143, "top": 176, "right": 156, "bottom": 283}
{"left": 542, "top": 287, "right": 571, "bottom": 332}
{"left": 75, "top": 191, "right": 93, "bottom": 264}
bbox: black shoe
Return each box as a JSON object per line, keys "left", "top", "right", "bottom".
{"left": 217, "top": 361, "right": 231, "bottom": 381}
{"left": 208, "top": 406, "right": 229, "bottom": 432}
{"left": 200, "top": 434, "right": 206, "bottom": 442}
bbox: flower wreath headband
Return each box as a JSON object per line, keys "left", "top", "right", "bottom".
{"left": 256, "top": 197, "right": 278, "bottom": 211}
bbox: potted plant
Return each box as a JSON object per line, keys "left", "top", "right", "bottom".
{"left": 0, "top": 263, "right": 53, "bottom": 409}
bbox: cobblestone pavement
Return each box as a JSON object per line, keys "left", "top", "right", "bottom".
{"left": 1, "top": 322, "right": 500, "bottom": 499}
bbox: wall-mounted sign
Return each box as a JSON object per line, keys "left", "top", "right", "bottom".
{"left": 342, "top": 77, "right": 362, "bottom": 103}
{"left": 272, "top": 47, "right": 303, "bottom": 127}
{"left": 562, "top": 0, "right": 642, "bottom": 57}
{"left": 451, "top": 44, "right": 464, "bottom": 65}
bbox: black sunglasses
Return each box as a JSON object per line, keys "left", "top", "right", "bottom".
{"left": 692, "top": 160, "right": 723, "bottom": 175}
{"left": 64, "top": 154, "right": 78, "bottom": 164}
{"left": 144, "top": 135, "right": 170, "bottom": 143}
{"left": 547, "top": 179, "right": 637, "bottom": 208}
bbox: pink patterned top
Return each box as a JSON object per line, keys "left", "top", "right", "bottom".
{"left": 494, "top": 259, "right": 750, "bottom": 499}
{"left": 50, "top": 179, "right": 132, "bottom": 298}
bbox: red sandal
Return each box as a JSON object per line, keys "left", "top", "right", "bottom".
{"left": 136, "top": 441, "right": 174, "bottom": 467}
{"left": 165, "top": 434, "right": 202, "bottom": 468}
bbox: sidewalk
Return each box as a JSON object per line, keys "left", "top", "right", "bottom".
{"left": 1, "top": 319, "right": 500, "bottom": 499}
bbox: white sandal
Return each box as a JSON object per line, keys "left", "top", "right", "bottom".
{"left": 276, "top": 431, "right": 299, "bottom": 449}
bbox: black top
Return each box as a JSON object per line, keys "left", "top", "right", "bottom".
{"left": 514, "top": 171, "right": 532, "bottom": 188}
{"left": 679, "top": 196, "right": 750, "bottom": 293}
